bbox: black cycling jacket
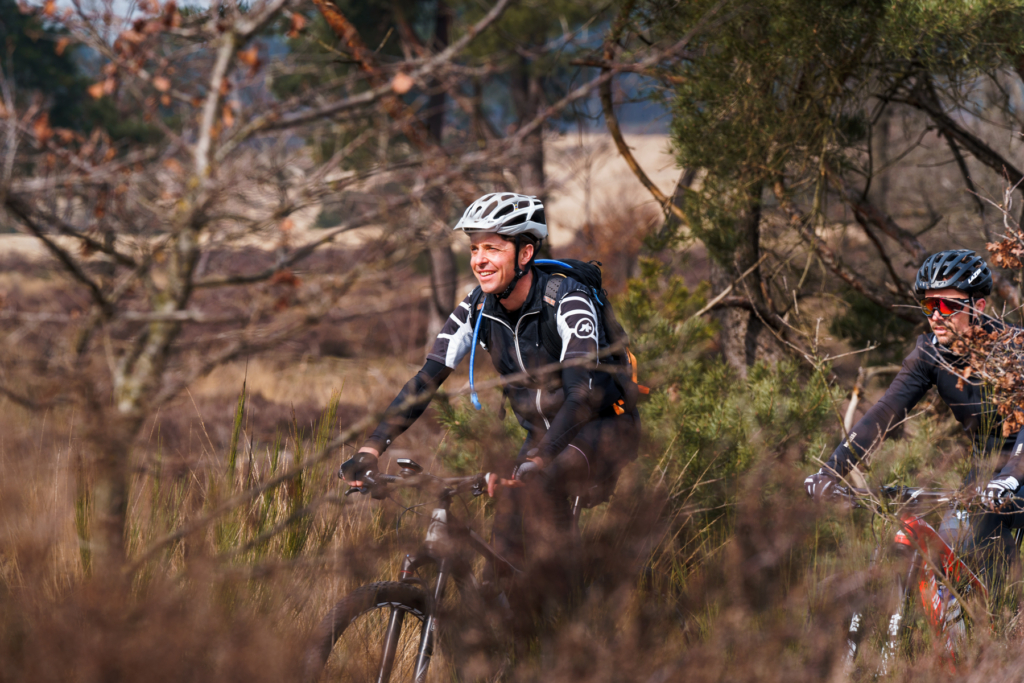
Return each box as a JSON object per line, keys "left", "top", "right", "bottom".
{"left": 363, "top": 267, "right": 631, "bottom": 464}
{"left": 826, "top": 317, "right": 1024, "bottom": 479}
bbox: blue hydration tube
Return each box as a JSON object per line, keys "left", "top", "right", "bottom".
{"left": 469, "top": 310, "right": 484, "bottom": 410}
{"left": 536, "top": 259, "right": 601, "bottom": 304}
{"left": 535, "top": 259, "right": 574, "bottom": 269}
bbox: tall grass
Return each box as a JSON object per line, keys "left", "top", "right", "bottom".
{"left": 3, "top": 272, "right": 1024, "bottom": 681}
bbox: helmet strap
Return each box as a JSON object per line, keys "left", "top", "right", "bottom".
{"left": 496, "top": 235, "right": 526, "bottom": 302}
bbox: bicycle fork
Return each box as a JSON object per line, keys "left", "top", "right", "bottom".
{"left": 842, "top": 549, "right": 918, "bottom": 676}
{"left": 413, "top": 558, "right": 450, "bottom": 683}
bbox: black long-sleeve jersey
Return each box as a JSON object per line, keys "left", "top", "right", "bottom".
{"left": 826, "top": 318, "right": 1024, "bottom": 479}
{"left": 363, "top": 267, "right": 630, "bottom": 464}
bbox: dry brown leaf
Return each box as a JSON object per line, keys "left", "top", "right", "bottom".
{"left": 391, "top": 72, "right": 414, "bottom": 94}
{"left": 32, "top": 113, "right": 52, "bottom": 143}
{"left": 42, "top": 0, "right": 55, "bottom": 16}
{"left": 120, "top": 29, "right": 145, "bottom": 44}
{"left": 164, "top": 1, "right": 180, "bottom": 27}
{"left": 279, "top": 217, "right": 294, "bottom": 232}
{"left": 238, "top": 46, "right": 259, "bottom": 67}
{"left": 270, "top": 269, "right": 301, "bottom": 288}
{"left": 287, "top": 12, "right": 306, "bottom": 38}
{"left": 222, "top": 104, "right": 234, "bottom": 129}
{"left": 55, "top": 37, "right": 70, "bottom": 55}
{"left": 163, "top": 158, "right": 183, "bottom": 175}
{"left": 160, "top": 94, "right": 171, "bottom": 107}
{"left": 152, "top": 76, "right": 171, "bottom": 92}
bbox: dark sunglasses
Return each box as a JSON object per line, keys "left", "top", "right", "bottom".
{"left": 920, "top": 297, "right": 971, "bottom": 318}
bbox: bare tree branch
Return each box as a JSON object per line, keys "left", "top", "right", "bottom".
{"left": 11, "top": 207, "right": 110, "bottom": 314}
{"left": 599, "top": 0, "right": 687, "bottom": 224}
{"left": 893, "top": 79, "right": 1024, "bottom": 191}
{"left": 195, "top": 33, "right": 239, "bottom": 178}
{"left": 5, "top": 195, "right": 137, "bottom": 267}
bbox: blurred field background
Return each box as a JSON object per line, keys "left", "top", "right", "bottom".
{"left": 5, "top": 0, "right": 1024, "bottom": 680}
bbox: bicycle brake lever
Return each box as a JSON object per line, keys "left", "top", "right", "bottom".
{"left": 471, "top": 475, "right": 487, "bottom": 497}
{"left": 346, "top": 486, "right": 368, "bottom": 496}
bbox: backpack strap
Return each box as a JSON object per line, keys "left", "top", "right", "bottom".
{"left": 540, "top": 273, "right": 567, "bottom": 360}
{"left": 467, "top": 286, "right": 486, "bottom": 328}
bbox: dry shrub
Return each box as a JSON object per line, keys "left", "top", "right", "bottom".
{"left": 4, "top": 371, "right": 1024, "bottom": 682}
{"left": 0, "top": 577, "right": 301, "bottom": 683}
{"left": 7, "top": 239, "right": 1024, "bottom": 682}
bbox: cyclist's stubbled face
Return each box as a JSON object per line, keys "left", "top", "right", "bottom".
{"left": 924, "top": 287, "right": 985, "bottom": 346}
{"left": 469, "top": 234, "right": 534, "bottom": 295}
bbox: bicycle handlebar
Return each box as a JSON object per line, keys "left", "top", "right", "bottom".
{"left": 345, "top": 470, "right": 487, "bottom": 499}
{"left": 832, "top": 484, "right": 978, "bottom": 508}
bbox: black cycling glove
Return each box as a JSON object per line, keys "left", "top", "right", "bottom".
{"left": 804, "top": 469, "right": 837, "bottom": 501}
{"left": 339, "top": 451, "right": 379, "bottom": 483}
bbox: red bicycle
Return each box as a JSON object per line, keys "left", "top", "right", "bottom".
{"left": 833, "top": 486, "right": 1013, "bottom": 675}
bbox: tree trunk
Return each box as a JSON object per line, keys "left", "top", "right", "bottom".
{"left": 870, "top": 105, "right": 892, "bottom": 213}
{"left": 87, "top": 410, "right": 142, "bottom": 575}
{"left": 711, "top": 183, "right": 783, "bottom": 377}
{"left": 426, "top": 2, "right": 449, "bottom": 144}
{"left": 511, "top": 56, "right": 545, "bottom": 198}
{"left": 427, "top": 230, "right": 459, "bottom": 339}
{"left": 423, "top": 6, "right": 458, "bottom": 345}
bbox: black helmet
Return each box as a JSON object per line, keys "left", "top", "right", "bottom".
{"left": 914, "top": 250, "right": 992, "bottom": 298}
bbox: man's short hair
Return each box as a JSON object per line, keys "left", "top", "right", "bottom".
{"left": 503, "top": 233, "right": 539, "bottom": 250}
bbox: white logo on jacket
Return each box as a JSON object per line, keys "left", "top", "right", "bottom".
{"left": 574, "top": 319, "right": 596, "bottom": 338}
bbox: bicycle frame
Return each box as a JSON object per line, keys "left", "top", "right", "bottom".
{"left": 345, "top": 460, "right": 584, "bottom": 683}
{"left": 374, "top": 485, "right": 521, "bottom": 683}
{"left": 844, "top": 506, "right": 988, "bottom": 674}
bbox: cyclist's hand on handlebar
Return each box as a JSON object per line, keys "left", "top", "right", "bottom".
{"left": 486, "top": 473, "right": 523, "bottom": 497}
{"left": 804, "top": 469, "right": 838, "bottom": 501}
{"left": 983, "top": 474, "right": 1020, "bottom": 509}
{"left": 339, "top": 449, "right": 385, "bottom": 497}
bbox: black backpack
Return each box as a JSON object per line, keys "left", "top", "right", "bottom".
{"left": 533, "top": 259, "right": 647, "bottom": 414}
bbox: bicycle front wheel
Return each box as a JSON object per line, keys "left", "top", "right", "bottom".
{"left": 303, "top": 581, "right": 431, "bottom": 683}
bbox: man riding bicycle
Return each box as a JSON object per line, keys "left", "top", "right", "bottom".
{"left": 338, "top": 192, "right": 641, "bottom": 575}
{"left": 806, "top": 249, "right": 1024, "bottom": 577}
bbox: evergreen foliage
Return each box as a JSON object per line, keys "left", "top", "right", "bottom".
{"left": 0, "top": 0, "right": 86, "bottom": 128}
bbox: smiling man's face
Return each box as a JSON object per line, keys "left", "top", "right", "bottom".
{"left": 922, "top": 287, "right": 985, "bottom": 346}
{"left": 469, "top": 233, "right": 532, "bottom": 294}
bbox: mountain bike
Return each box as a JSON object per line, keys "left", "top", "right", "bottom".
{"left": 833, "top": 485, "right": 1022, "bottom": 675}
{"left": 302, "top": 458, "right": 583, "bottom": 683}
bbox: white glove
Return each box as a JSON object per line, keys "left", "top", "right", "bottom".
{"left": 983, "top": 475, "right": 1020, "bottom": 508}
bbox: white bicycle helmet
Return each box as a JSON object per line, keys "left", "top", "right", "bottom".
{"left": 453, "top": 193, "right": 547, "bottom": 241}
